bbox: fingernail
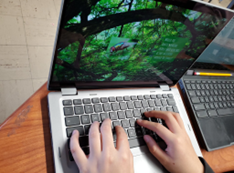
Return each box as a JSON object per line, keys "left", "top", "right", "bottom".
{"left": 72, "top": 130, "right": 77, "bottom": 135}
{"left": 137, "top": 119, "right": 142, "bottom": 123}
{"left": 144, "top": 135, "right": 150, "bottom": 143}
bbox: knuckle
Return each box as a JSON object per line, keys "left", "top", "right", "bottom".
{"left": 120, "top": 153, "right": 129, "bottom": 161}
{"left": 105, "top": 153, "right": 114, "bottom": 164}
{"left": 149, "top": 145, "right": 157, "bottom": 154}
{"left": 70, "top": 146, "right": 78, "bottom": 155}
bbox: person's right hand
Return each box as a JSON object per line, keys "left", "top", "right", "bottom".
{"left": 137, "top": 111, "right": 204, "bottom": 173}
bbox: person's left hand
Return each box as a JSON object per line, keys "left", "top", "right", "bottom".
{"left": 70, "top": 119, "right": 134, "bottom": 173}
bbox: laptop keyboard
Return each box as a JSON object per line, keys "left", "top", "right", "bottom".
{"left": 63, "top": 94, "right": 179, "bottom": 161}
{"left": 184, "top": 80, "right": 234, "bottom": 118}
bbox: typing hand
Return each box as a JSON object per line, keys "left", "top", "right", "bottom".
{"left": 137, "top": 111, "right": 204, "bottom": 173}
{"left": 70, "top": 119, "right": 134, "bottom": 173}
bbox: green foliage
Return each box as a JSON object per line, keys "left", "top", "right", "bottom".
{"left": 53, "top": 0, "right": 227, "bottom": 82}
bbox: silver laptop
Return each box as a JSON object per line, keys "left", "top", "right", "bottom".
{"left": 47, "top": 0, "right": 233, "bottom": 172}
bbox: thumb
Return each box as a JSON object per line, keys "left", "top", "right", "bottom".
{"left": 144, "top": 135, "right": 169, "bottom": 164}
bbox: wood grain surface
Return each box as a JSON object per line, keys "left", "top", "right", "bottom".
{"left": 0, "top": 83, "right": 233, "bottom": 173}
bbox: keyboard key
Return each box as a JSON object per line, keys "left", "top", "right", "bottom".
{"left": 127, "top": 101, "right": 134, "bottom": 109}
{"left": 92, "top": 98, "right": 100, "bottom": 103}
{"left": 186, "top": 84, "right": 191, "bottom": 90}
{"left": 156, "top": 94, "right": 162, "bottom": 99}
{"left": 167, "top": 99, "right": 176, "bottom": 106}
{"left": 128, "top": 129, "right": 136, "bottom": 138}
{"left": 63, "top": 100, "right": 72, "bottom": 105}
{"left": 134, "top": 101, "right": 142, "bottom": 108}
{"left": 135, "top": 128, "right": 143, "bottom": 136}
{"left": 116, "top": 96, "right": 123, "bottom": 101}
{"left": 168, "top": 94, "right": 173, "bottom": 98}
{"left": 148, "top": 100, "right": 155, "bottom": 107}
{"left": 137, "top": 95, "right": 144, "bottom": 100}
{"left": 83, "top": 98, "right": 91, "bottom": 104}
{"left": 217, "top": 108, "right": 234, "bottom": 116}
{"left": 84, "top": 105, "right": 94, "bottom": 114}
{"left": 121, "top": 120, "right": 130, "bottom": 128}
{"left": 129, "top": 119, "right": 136, "bottom": 127}
{"left": 144, "top": 128, "right": 153, "bottom": 135}
{"left": 128, "top": 137, "right": 146, "bottom": 148}
{"left": 208, "top": 110, "right": 218, "bottom": 117}
{"left": 73, "top": 99, "right": 82, "bottom": 105}
{"left": 81, "top": 115, "right": 90, "bottom": 124}
{"left": 109, "top": 112, "right": 118, "bottom": 120}
{"left": 150, "top": 95, "right": 156, "bottom": 99}
{"left": 194, "top": 104, "right": 205, "bottom": 110}
{"left": 133, "top": 109, "right": 141, "bottom": 117}
{"left": 131, "top": 96, "right": 137, "bottom": 100}
{"left": 100, "top": 113, "right": 109, "bottom": 121}
{"left": 166, "top": 107, "right": 173, "bottom": 112}
{"left": 140, "top": 109, "right": 146, "bottom": 113}
{"left": 144, "top": 95, "right": 150, "bottom": 99}
{"left": 188, "top": 91, "right": 196, "bottom": 97}
{"left": 119, "top": 102, "right": 127, "bottom": 110}
{"left": 162, "top": 94, "right": 167, "bottom": 98}
{"left": 101, "top": 97, "right": 108, "bottom": 103}
{"left": 74, "top": 106, "right": 84, "bottom": 115}
{"left": 103, "top": 103, "right": 111, "bottom": 111}
{"left": 125, "top": 110, "right": 133, "bottom": 118}
{"left": 147, "top": 108, "right": 153, "bottom": 111}
{"left": 161, "top": 100, "right": 167, "bottom": 106}
{"left": 117, "top": 111, "right": 125, "bottom": 119}
{"left": 155, "top": 99, "right": 162, "bottom": 106}
{"left": 209, "top": 103, "right": 215, "bottom": 109}
{"left": 124, "top": 96, "right": 130, "bottom": 101}
{"left": 66, "top": 126, "right": 84, "bottom": 137}
{"left": 113, "top": 121, "right": 121, "bottom": 127}
{"left": 191, "top": 97, "right": 200, "bottom": 104}
{"left": 64, "top": 107, "right": 74, "bottom": 116}
{"left": 91, "top": 114, "right": 100, "bottom": 122}
{"left": 109, "top": 97, "right": 116, "bottom": 102}
{"left": 142, "top": 100, "right": 149, "bottom": 108}
{"left": 111, "top": 103, "right": 120, "bottom": 111}
{"left": 65, "top": 116, "right": 80, "bottom": 126}
{"left": 196, "top": 111, "right": 208, "bottom": 118}
{"left": 84, "top": 125, "right": 91, "bottom": 135}
{"left": 94, "top": 104, "right": 102, "bottom": 112}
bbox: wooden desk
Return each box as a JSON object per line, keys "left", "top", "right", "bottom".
{"left": 0, "top": 83, "right": 234, "bottom": 173}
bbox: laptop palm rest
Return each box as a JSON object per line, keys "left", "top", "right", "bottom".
{"left": 131, "top": 146, "right": 167, "bottom": 173}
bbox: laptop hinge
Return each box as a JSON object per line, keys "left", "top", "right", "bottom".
{"left": 61, "top": 88, "right": 77, "bottom": 96}
{"left": 159, "top": 84, "right": 171, "bottom": 91}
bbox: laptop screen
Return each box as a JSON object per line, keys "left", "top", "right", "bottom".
{"left": 48, "top": 0, "right": 234, "bottom": 90}
{"left": 192, "top": 16, "right": 234, "bottom": 72}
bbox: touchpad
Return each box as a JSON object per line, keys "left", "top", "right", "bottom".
{"left": 133, "top": 153, "right": 168, "bottom": 173}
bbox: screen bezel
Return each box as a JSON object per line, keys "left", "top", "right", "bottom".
{"left": 47, "top": 0, "right": 234, "bottom": 90}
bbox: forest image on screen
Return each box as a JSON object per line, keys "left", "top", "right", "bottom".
{"left": 53, "top": 0, "right": 227, "bottom": 82}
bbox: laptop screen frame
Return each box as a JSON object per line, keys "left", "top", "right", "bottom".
{"left": 47, "top": 0, "right": 234, "bottom": 90}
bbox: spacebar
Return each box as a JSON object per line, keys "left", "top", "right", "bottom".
{"left": 128, "top": 137, "right": 146, "bottom": 148}
{"left": 217, "top": 108, "right": 234, "bottom": 116}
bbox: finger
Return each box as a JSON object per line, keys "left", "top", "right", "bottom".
{"left": 70, "top": 130, "right": 87, "bottom": 170}
{"left": 171, "top": 112, "right": 185, "bottom": 130}
{"left": 115, "top": 126, "right": 129, "bottom": 151}
{"left": 100, "top": 118, "right": 115, "bottom": 150}
{"left": 89, "top": 121, "right": 101, "bottom": 155}
{"left": 144, "top": 111, "right": 180, "bottom": 133}
{"left": 144, "top": 135, "right": 169, "bottom": 165}
{"left": 137, "top": 119, "right": 174, "bottom": 144}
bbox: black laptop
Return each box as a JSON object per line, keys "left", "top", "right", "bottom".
{"left": 179, "top": 16, "right": 234, "bottom": 151}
